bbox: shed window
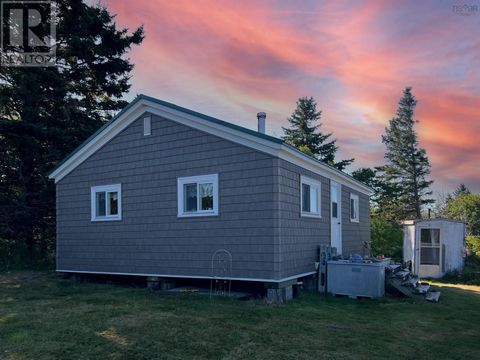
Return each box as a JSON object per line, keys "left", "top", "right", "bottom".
{"left": 420, "top": 228, "right": 440, "bottom": 265}
{"left": 300, "top": 176, "right": 321, "bottom": 218}
{"left": 350, "top": 194, "right": 359, "bottom": 222}
{"left": 91, "top": 184, "right": 122, "bottom": 221}
{"left": 177, "top": 174, "right": 218, "bottom": 217}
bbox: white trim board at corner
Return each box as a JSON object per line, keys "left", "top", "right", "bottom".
{"left": 49, "top": 98, "right": 372, "bottom": 195}
{"left": 57, "top": 269, "right": 317, "bottom": 283}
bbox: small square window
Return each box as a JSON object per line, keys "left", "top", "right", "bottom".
{"left": 178, "top": 174, "right": 219, "bottom": 217}
{"left": 300, "top": 176, "right": 321, "bottom": 218}
{"left": 350, "top": 193, "right": 359, "bottom": 222}
{"left": 91, "top": 184, "right": 122, "bottom": 221}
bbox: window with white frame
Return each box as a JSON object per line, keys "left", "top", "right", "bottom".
{"left": 420, "top": 228, "right": 440, "bottom": 265}
{"left": 177, "top": 174, "right": 219, "bottom": 217}
{"left": 300, "top": 176, "right": 321, "bottom": 217}
{"left": 350, "top": 193, "right": 359, "bottom": 222}
{"left": 91, "top": 184, "right": 122, "bottom": 221}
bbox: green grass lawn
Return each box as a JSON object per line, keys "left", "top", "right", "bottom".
{"left": 1, "top": 272, "right": 479, "bottom": 360}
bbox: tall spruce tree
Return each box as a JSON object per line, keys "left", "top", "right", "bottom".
{"left": 378, "top": 87, "right": 433, "bottom": 219}
{"left": 282, "top": 97, "right": 354, "bottom": 170}
{"left": 0, "top": 0, "right": 143, "bottom": 266}
{"left": 351, "top": 166, "right": 403, "bottom": 222}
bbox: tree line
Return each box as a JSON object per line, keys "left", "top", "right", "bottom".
{"left": 281, "top": 88, "right": 434, "bottom": 259}
{"left": 0, "top": 0, "right": 144, "bottom": 268}
{"left": 0, "top": 1, "right": 475, "bottom": 268}
{"left": 283, "top": 89, "right": 479, "bottom": 260}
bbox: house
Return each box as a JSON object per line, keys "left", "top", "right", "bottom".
{"left": 403, "top": 218, "right": 466, "bottom": 278}
{"left": 49, "top": 94, "right": 372, "bottom": 297}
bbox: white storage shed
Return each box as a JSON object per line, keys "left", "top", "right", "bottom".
{"left": 403, "top": 218, "right": 466, "bottom": 278}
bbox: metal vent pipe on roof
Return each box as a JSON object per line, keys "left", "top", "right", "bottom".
{"left": 257, "top": 112, "right": 266, "bottom": 134}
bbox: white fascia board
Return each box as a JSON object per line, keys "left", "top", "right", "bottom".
{"left": 50, "top": 98, "right": 373, "bottom": 195}
{"left": 49, "top": 102, "right": 149, "bottom": 183}
{"left": 279, "top": 145, "right": 373, "bottom": 195}
{"left": 143, "top": 100, "right": 283, "bottom": 157}
{"left": 144, "top": 100, "right": 372, "bottom": 195}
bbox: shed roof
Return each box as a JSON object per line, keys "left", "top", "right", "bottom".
{"left": 403, "top": 218, "right": 467, "bottom": 225}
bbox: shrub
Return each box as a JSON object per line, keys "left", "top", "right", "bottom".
{"left": 442, "top": 255, "right": 480, "bottom": 285}
{"left": 466, "top": 235, "right": 480, "bottom": 256}
{"left": 370, "top": 217, "right": 403, "bottom": 261}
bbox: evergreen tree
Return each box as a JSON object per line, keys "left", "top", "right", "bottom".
{"left": 378, "top": 87, "right": 433, "bottom": 220}
{"left": 351, "top": 167, "right": 376, "bottom": 188}
{"left": 0, "top": 0, "right": 143, "bottom": 266}
{"left": 453, "top": 184, "right": 471, "bottom": 197}
{"left": 351, "top": 166, "right": 403, "bottom": 222}
{"left": 282, "top": 97, "right": 354, "bottom": 170}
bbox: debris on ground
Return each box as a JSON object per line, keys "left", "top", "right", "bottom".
{"left": 386, "top": 263, "right": 441, "bottom": 302}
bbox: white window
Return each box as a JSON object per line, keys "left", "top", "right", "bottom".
{"left": 350, "top": 193, "right": 359, "bottom": 222}
{"left": 300, "top": 176, "right": 321, "bottom": 218}
{"left": 143, "top": 116, "right": 151, "bottom": 136}
{"left": 177, "top": 174, "right": 219, "bottom": 217}
{"left": 420, "top": 228, "right": 440, "bottom": 265}
{"left": 91, "top": 184, "right": 122, "bottom": 221}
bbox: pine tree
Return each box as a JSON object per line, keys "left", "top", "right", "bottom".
{"left": 351, "top": 167, "right": 376, "bottom": 188}
{"left": 453, "top": 184, "right": 471, "bottom": 197}
{"left": 378, "top": 87, "right": 434, "bottom": 219}
{"left": 0, "top": 0, "right": 143, "bottom": 265}
{"left": 282, "top": 97, "right": 354, "bottom": 170}
{"left": 351, "top": 166, "right": 403, "bottom": 222}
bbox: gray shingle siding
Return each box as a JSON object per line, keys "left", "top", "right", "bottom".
{"left": 57, "top": 113, "right": 277, "bottom": 280}
{"left": 274, "top": 160, "right": 371, "bottom": 279}
{"left": 342, "top": 186, "right": 371, "bottom": 257}
{"left": 275, "top": 159, "right": 330, "bottom": 279}
{"left": 56, "top": 111, "right": 371, "bottom": 282}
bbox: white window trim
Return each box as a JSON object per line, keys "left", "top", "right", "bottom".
{"left": 177, "top": 174, "right": 219, "bottom": 217}
{"left": 350, "top": 193, "right": 359, "bottom": 223}
{"left": 143, "top": 116, "right": 151, "bottom": 136}
{"left": 91, "top": 184, "right": 122, "bottom": 222}
{"left": 300, "top": 176, "right": 321, "bottom": 218}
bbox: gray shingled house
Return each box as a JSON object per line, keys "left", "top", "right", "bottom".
{"left": 49, "top": 95, "right": 372, "bottom": 294}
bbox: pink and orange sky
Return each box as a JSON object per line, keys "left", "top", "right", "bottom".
{"left": 100, "top": 0, "right": 480, "bottom": 194}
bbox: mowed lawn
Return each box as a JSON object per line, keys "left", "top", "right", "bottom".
{"left": 1, "top": 272, "right": 479, "bottom": 360}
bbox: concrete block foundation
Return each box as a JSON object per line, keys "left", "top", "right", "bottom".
{"left": 266, "top": 284, "right": 294, "bottom": 304}
{"left": 146, "top": 277, "right": 176, "bottom": 290}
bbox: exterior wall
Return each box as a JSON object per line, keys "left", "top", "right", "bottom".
{"left": 275, "top": 160, "right": 371, "bottom": 279}
{"left": 341, "top": 186, "right": 371, "bottom": 257}
{"left": 275, "top": 159, "right": 331, "bottom": 279}
{"left": 407, "top": 219, "right": 465, "bottom": 278}
{"left": 56, "top": 113, "right": 278, "bottom": 280}
{"left": 56, "top": 111, "right": 372, "bottom": 282}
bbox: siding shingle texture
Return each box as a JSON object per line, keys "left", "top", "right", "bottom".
{"left": 57, "top": 114, "right": 277, "bottom": 279}
{"left": 57, "top": 113, "right": 370, "bottom": 281}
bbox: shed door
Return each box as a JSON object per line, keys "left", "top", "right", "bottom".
{"left": 418, "top": 228, "right": 442, "bottom": 278}
{"left": 330, "top": 181, "right": 342, "bottom": 254}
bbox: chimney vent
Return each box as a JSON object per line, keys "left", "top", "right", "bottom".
{"left": 257, "top": 112, "right": 266, "bottom": 134}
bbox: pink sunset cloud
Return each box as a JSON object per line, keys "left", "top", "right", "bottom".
{"left": 100, "top": 0, "right": 480, "bottom": 193}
